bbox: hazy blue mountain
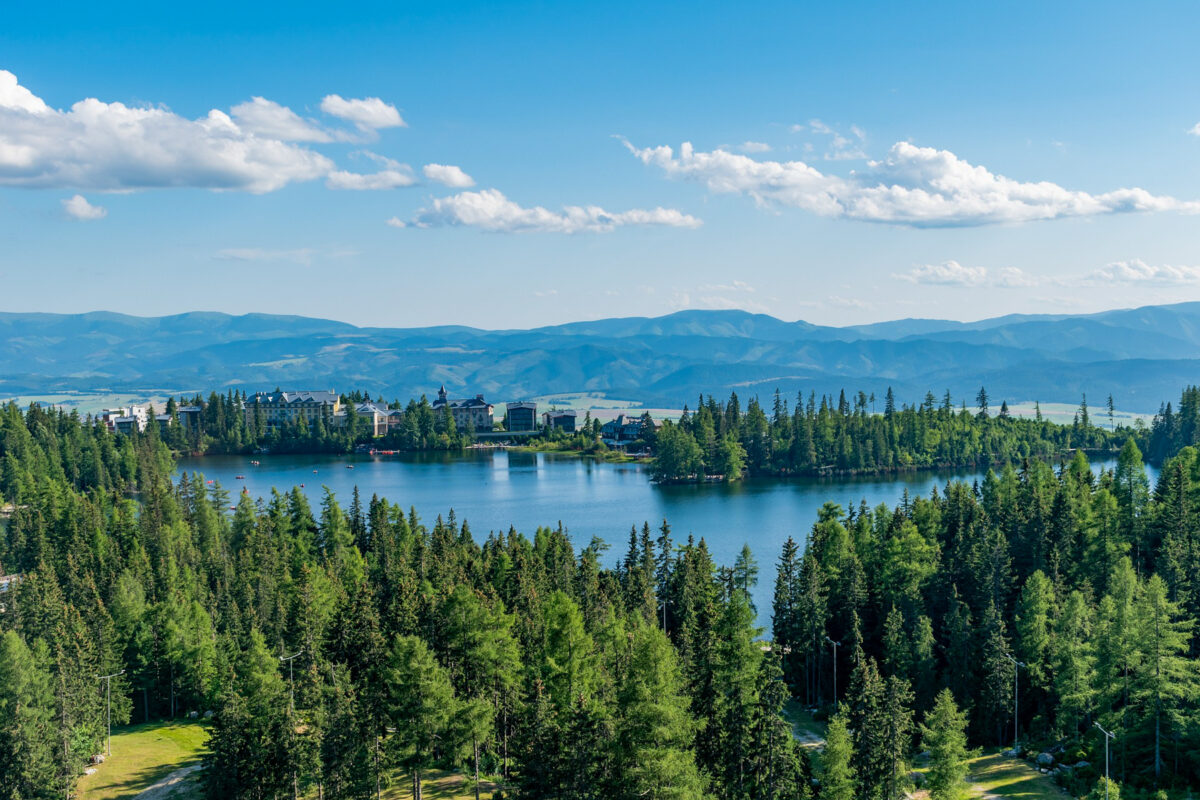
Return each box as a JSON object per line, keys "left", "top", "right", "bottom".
{"left": 1, "top": 304, "right": 1198, "bottom": 412}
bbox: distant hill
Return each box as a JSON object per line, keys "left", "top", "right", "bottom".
{"left": 1, "top": 304, "right": 1198, "bottom": 412}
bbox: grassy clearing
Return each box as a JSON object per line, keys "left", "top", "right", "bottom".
{"left": 76, "top": 720, "right": 209, "bottom": 800}
{"left": 1004, "top": 402, "right": 1149, "bottom": 427}
{"left": 782, "top": 700, "right": 826, "bottom": 749}
{"left": 968, "top": 750, "right": 1071, "bottom": 800}
{"left": 0, "top": 393, "right": 180, "bottom": 415}
{"left": 364, "top": 769, "right": 500, "bottom": 800}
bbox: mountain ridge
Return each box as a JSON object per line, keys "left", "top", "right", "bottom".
{"left": 1, "top": 303, "right": 1197, "bottom": 412}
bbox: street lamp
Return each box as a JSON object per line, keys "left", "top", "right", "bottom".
{"left": 825, "top": 636, "right": 840, "bottom": 706}
{"left": 1095, "top": 722, "right": 1115, "bottom": 800}
{"left": 1004, "top": 654, "right": 1025, "bottom": 753}
{"left": 279, "top": 650, "right": 304, "bottom": 800}
{"left": 279, "top": 650, "right": 304, "bottom": 714}
{"left": 97, "top": 670, "right": 125, "bottom": 757}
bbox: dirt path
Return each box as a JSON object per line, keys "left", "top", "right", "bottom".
{"left": 132, "top": 764, "right": 201, "bottom": 800}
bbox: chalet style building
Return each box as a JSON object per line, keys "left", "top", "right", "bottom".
{"left": 347, "top": 402, "right": 391, "bottom": 437}
{"left": 600, "top": 414, "right": 657, "bottom": 447}
{"left": 245, "top": 390, "right": 341, "bottom": 431}
{"left": 432, "top": 386, "right": 494, "bottom": 433}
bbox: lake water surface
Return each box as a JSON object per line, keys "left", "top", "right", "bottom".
{"left": 179, "top": 450, "right": 1147, "bottom": 622}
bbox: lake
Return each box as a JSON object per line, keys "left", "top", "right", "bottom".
{"left": 179, "top": 450, "right": 1149, "bottom": 624}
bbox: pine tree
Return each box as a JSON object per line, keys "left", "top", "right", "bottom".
{"left": 1051, "top": 590, "right": 1096, "bottom": 736}
{"left": 1130, "top": 574, "right": 1198, "bottom": 786}
{"left": 614, "top": 623, "right": 706, "bottom": 800}
{"left": 920, "top": 689, "right": 971, "bottom": 800}
{"left": 821, "top": 710, "right": 856, "bottom": 800}
{"left": 383, "top": 634, "right": 457, "bottom": 800}
{"left": 0, "top": 632, "right": 57, "bottom": 799}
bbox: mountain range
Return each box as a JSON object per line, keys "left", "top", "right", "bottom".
{"left": 2, "top": 303, "right": 1199, "bottom": 413}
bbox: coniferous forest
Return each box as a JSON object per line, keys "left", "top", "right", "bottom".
{"left": 1, "top": 395, "right": 1199, "bottom": 799}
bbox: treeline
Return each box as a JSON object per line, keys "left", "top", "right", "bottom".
{"left": 651, "top": 388, "right": 1121, "bottom": 482}
{"left": 1141, "top": 385, "right": 1200, "bottom": 464}
{"left": 0, "top": 401, "right": 810, "bottom": 799}
{"left": 773, "top": 439, "right": 1200, "bottom": 796}
{"left": 152, "top": 390, "right": 473, "bottom": 455}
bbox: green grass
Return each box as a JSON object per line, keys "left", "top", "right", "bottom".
{"left": 782, "top": 700, "right": 826, "bottom": 749}
{"left": 0, "top": 392, "right": 181, "bottom": 415}
{"left": 968, "top": 750, "right": 1070, "bottom": 800}
{"left": 357, "top": 769, "right": 500, "bottom": 800}
{"left": 1004, "top": 402, "right": 1149, "bottom": 427}
{"left": 76, "top": 721, "right": 209, "bottom": 800}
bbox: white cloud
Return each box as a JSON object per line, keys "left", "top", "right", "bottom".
{"left": 895, "top": 261, "right": 987, "bottom": 286}
{"left": 737, "top": 141, "right": 771, "bottom": 154}
{"left": 319, "top": 94, "right": 405, "bottom": 131}
{"left": 790, "top": 120, "right": 867, "bottom": 160}
{"left": 894, "top": 261, "right": 1039, "bottom": 288}
{"left": 625, "top": 139, "right": 1200, "bottom": 227}
{"left": 216, "top": 247, "right": 315, "bottom": 265}
{"left": 423, "top": 163, "right": 475, "bottom": 187}
{"left": 326, "top": 151, "right": 416, "bottom": 190}
{"left": 1190, "top": 122, "right": 1200, "bottom": 136}
{"left": 326, "top": 167, "right": 417, "bottom": 190}
{"left": 0, "top": 70, "right": 48, "bottom": 113}
{"left": 62, "top": 194, "right": 106, "bottom": 220}
{"left": 398, "top": 188, "right": 702, "bottom": 233}
{"left": 230, "top": 97, "right": 332, "bottom": 142}
{"left": 0, "top": 69, "right": 334, "bottom": 193}
{"left": 1088, "top": 258, "right": 1200, "bottom": 285}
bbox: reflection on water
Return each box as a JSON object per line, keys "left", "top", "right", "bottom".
{"left": 180, "top": 450, "right": 1149, "bottom": 625}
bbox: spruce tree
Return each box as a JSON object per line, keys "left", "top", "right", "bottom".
{"left": 0, "top": 632, "right": 57, "bottom": 799}
{"left": 920, "top": 689, "right": 971, "bottom": 800}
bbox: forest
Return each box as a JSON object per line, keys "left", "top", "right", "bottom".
{"left": 648, "top": 388, "right": 1123, "bottom": 482}
{"left": 147, "top": 384, "right": 1200, "bottom": 484}
{"left": 152, "top": 385, "right": 1128, "bottom": 480}
{"left": 2, "top": 391, "right": 1198, "bottom": 799}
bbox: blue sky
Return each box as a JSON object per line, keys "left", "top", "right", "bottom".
{"left": 2, "top": 1, "right": 1199, "bottom": 328}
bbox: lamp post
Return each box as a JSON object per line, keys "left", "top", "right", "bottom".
{"left": 279, "top": 650, "right": 303, "bottom": 800}
{"left": 1095, "top": 722, "right": 1115, "bottom": 800}
{"left": 825, "top": 636, "right": 840, "bottom": 706}
{"left": 1004, "top": 654, "right": 1026, "bottom": 753}
{"left": 97, "top": 670, "right": 125, "bottom": 757}
{"left": 279, "top": 650, "right": 304, "bottom": 714}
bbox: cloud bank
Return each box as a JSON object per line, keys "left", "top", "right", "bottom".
{"left": 393, "top": 188, "right": 702, "bottom": 233}
{"left": 894, "top": 261, "right": 1037, "bottom": 287}
{"left": 625, "top": 139, "right": 1199, "bottom": 227}
{"left": 0, "top": 70, "right": 411, "bottom": 193}
{"left": 1088, "top": 259, "right": 1200, "bottom": 285}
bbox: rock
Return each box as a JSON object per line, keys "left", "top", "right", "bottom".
{"left": 1040, "top": 768, "right": 1049, "bottom": 774}
{"left": 1037, "top": 752, "right": 1055, "bottom": 768}
{"left": 91, "top": 753, "right": 105, "bottom": 764}
{"left": 84, "top": 767, "right": 98, "bottom": 776}
{"left": 203, "top": 710, "right": 214, "bottom": 720}
{"left": 1074, "top": 761, "right": 1090, "bottom": 770}
{"left": 188, "top": 710, "right": 199, "bottom": 719}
